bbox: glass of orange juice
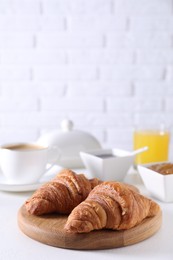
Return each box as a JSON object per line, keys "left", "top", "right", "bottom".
{"left": 133, "top": 125, "right": 170, "bottom": 164}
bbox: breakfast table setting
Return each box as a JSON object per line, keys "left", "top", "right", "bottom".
{"left": 0, "top": 120, "right": 173, "bottom": 260}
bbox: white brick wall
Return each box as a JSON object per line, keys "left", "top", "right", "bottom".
{"left": 0, "top": 0, "right": 173, "bottom": 157}
{"left": 42, "top": 0, "right": 113, "bottom": 15}
{"left": 0, "top": 33, "right": 34, "bottom": 48}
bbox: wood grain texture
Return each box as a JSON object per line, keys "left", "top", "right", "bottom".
{"left": 18, "top": 205, "right": 162, "bottom": 250}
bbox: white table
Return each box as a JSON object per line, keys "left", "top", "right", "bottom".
{"left": 0, "top": 172, "right": 173, "bottom": 260}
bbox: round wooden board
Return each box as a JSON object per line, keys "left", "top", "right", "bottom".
{"left": 18, "top": 205, "right": 162, "bottom": 250}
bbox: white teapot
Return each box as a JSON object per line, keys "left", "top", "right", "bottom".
{"left": 37, "top": 119, "right": 101, "bottom": 169}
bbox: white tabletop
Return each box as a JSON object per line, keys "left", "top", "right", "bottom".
{"left": 0, "top": 171, "right": 173, "bottom": 260}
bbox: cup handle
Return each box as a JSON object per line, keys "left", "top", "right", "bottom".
{"left": 43, "top": 147, "right": 61, "bottom": 175}
{"left": 47, "top": 146, "right": 61, "bottom": 165}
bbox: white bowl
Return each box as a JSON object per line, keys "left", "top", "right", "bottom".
{"left": 138, "top": 162, "right": 173, "bottom": 202}
{"left": 80, "top": 148, "right": 136, "bottom": 181}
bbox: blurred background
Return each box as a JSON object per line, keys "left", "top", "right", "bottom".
{"left": 0, "top": 0, "right": 173, "bottom": 156}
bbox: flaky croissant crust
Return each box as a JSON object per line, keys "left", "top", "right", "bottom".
{"left": 65, "top": 181, "right": 160, "bottom": 233}
{"left": 25, "top": 169, "right": 101, "bottom": 215}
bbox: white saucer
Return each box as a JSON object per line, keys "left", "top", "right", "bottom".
{"left": 0, "top": 165, "right": 87, "bottom": 192}
{"left": 0, "top": 164, "right": 62, "bottom": 192}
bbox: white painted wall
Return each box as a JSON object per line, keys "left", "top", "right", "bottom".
{"left": 0, "top": 0, "right": 172, "bottom": 154}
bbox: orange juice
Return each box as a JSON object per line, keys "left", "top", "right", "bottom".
{"left": 133, "top": 130, "right": 170, "bottom": 164}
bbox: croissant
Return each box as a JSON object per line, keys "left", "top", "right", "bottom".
{"left": 25, "top": 169, "right": 101, "bottom": 215}
{"left": 65, "top": 181, "right": 160, "bottom": 233}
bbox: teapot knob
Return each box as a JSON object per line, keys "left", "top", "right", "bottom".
{"left": 61, "top": 119, "right": 74, "bottom": 132}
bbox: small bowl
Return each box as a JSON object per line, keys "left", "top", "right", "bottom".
{"left": 80, "top": 148, "right": 136, "bottom": 181}
{"left": 138, "top": 162, "right": 173, "bottom": 202}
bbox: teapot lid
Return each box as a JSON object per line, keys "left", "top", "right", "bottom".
{"left": 61, "top": 119, "right": 74, "bottom": 132}
{"left": 37, "top": 119, "right": 101, "bottom": 168}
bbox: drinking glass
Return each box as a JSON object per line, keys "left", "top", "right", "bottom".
{"left": 133, "top": 125, "right": 170, "bottom": 164}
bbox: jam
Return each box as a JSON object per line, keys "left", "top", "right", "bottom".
{"left": 149, "top": 163, "right": 173, "bottom": 175}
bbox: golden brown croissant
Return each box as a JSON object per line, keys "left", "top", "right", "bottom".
{"left": 65, "top": 181, "right": 160, "bottom": 233}
{"left": 25, "top": 169, "right": 101, "bottom": 215}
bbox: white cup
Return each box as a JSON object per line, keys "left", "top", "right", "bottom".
{"left": 0, "top": 143, "right": 59, "bottom": 184}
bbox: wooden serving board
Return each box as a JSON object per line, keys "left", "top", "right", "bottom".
{"left": 18, "top": 205, "right": 162, "bottom": 250}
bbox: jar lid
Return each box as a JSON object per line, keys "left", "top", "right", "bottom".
{"left": 37, "top": 119, "right": 101, "bottom": 168}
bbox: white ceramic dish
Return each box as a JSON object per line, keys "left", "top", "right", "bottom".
{"left": 37, "top": 119, "right": 101, "bottom": 169}
{"left": 0, "top": 165, "right": 87, "bottom": 192}
{"left": 0, "top": 175, "right": 46, "bottom": 192}
{"left": 0, "top": 164, "right": 61, "bottom": 192}
{"left": 80, "top": 147, "right": 147, "bottom": 181}
{"left": 138, "top": 162, "right": 173, "bottom": 202}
